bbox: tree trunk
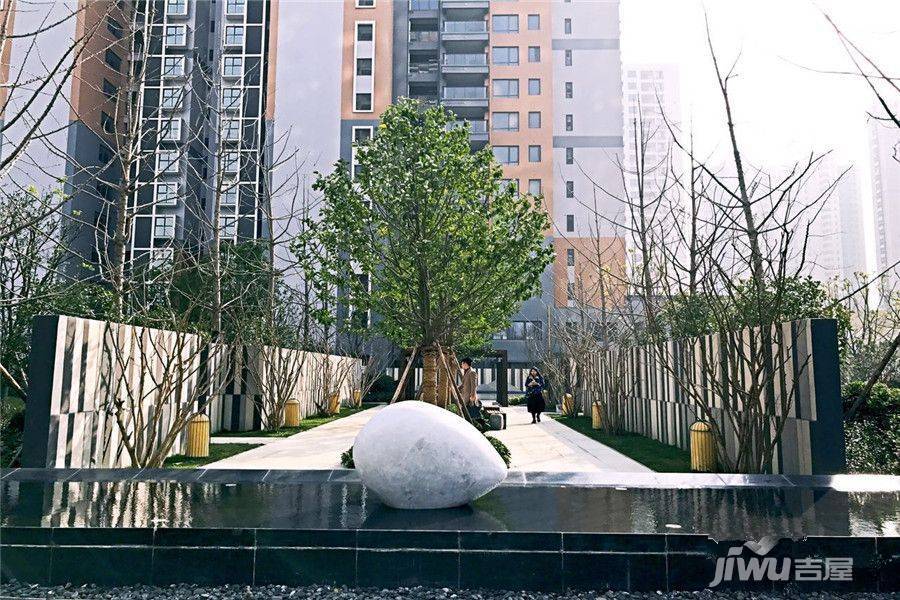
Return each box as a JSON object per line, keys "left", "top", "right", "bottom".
{"left": 436, "top": 355, "right": 448, "bottom": 408}
{"left": 420, "top": 345, "right": 438, "bottom": 404}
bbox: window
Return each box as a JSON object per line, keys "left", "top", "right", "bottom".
{"left": 528, "top": 145, "right": 541, "bottom": 163}
{"left": 224, "top": 25, "right": 244, "bottom": 46}
{"left": 223, "top": 151, "right": 240, "bottom": 173}
{"left": 156, "top": 182, "right": 178, "bottom": 206}
{"left": 222, "top": 119, "right": 240, "bottom": 141}
{"left": 161, "top": 118, "right": 181, "bottom": 141}
{"left": 527, "top": 14, "right": 540, "bottom": 30}
{"left": 565, "top": 114, "right": 573, "bottom": 131}
{"left": 219, "top": 215, "right": 237, "bottom": 237}
{"left": 493, "top": 145, "right": 519, "bottom": 165}
{"left": 104, "top": 50, "right": 122, "bottom": 71}
{"left": 493, "top": 79, "right": 518, "bottom": 97}
{"left": 492, "top": 112, "right": 519, "bottom": 132}
{"left": 100, "top": 111, "right": 114, "bottom": 134}
{"left": 566, "top": 214, "right": 574, "bottom": 232}
{"left": 165, "top": 25, "right": 186, "bottom": 46}
{"left": 222, "top": 184, "right": 238, "bottom": 206}
{"left": 356, "top": 0, "right": 375, "bottom": 6}
{"left": 564, "top": 18, "right": 572, "bottom": 34}
{"left": 567, "top": 248, "right": 575, "bottom": 267}
{"left": 565, "top": 181, "right": 574, "bottom": 199}
{"left": 162, "top": 56, "right": 185, "bottom": 77}
{"left": 353, "top": 126, "right": 373, "bottom": 143}
{"left": 226, "top": 0, "right": 245, "bottom": 15}
{"left": 102, "top": 79, "right": 117, "bottom": 100}
{"left": 149, "top": 248, "right": 174, "bottom": 269}
{"left": 161, "top": 87, "right": 181, "bottom": 109}
{"left": 527, "top": 46, "right": 540, "bottom": 63}
{"left": 528, "top": 179, "right": 541, "bottom": 195}
{"left": 528, "top": 78, "right": 540, "bottom": 95}
{"left": 492, "top": 15, "right": 518, "bottom": 33}
{"left": 356, "top": 58, "right": 372, "bottom": 76}
{"left": 166, "top": 0, "right": 187, "bottom": 15}
{"left": 153, "top": 215, "right": 176, "bottom": 239}
{"left": 221, "top": 87, "right": 241, "bottom": 110}
{"left": 565, "top": 49, "right": 573, "bottom": 66}
{"left": 223, "top": 56, "right": 243, "bottom": 77}
{"left": 566, "top": 147, "right": 574, "bottom": 164}
{"left": 106, "top": 17, "right": 123, "bottom": 39}
{"left": 565, "top": 81, "right": 573, "bottom": 98}
{"left": 500, "top": 178, "right": 518, "bottom": 194}
{"left": 492, "top": 46, "right": 518, "bottom": 65}
{"left": 158, "top": 150, "right": 179, "bottom": 173}
{"left": 567, "top": 282, "right": 576, "bottom": 301}
{"left": 356, "top": 23, "right": 373, "bottom": 41}
{"left": 98, "top": 146, "right": 112, "bottom": 163}
{"left": 355, "top": 92, "right": 372, "bottom": 111}
{"left": 528, "top": 111, "right": 541, "bottom": 128}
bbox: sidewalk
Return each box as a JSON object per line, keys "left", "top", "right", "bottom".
{"left": 206, "top": 403, "right": 651, "bottom": 473}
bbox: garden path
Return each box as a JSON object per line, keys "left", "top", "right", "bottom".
{"left": 205, "top": 404, "right": 652, "bottom": 472}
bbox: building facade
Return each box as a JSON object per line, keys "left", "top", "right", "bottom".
{"left": 338, "top": 0, "right": 626, "bottom": 380}
{"left": 3, "top": 0, "right": 277, "bottom": 277}
{"left": 869, "top": 107, "right": 900, "bottom": 284}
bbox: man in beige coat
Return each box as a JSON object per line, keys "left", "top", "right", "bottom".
{"left": 459, "top": 357, "right": 480, "bottom": 420}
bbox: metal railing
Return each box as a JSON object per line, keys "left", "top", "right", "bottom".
{"left": 409, "top": 0, "right": 438, "bottom": 10}
{"left": 442, "top": 53, "right": 487, "bottom": 67}
{"left": 443, "top": 21, "right": 486, "bottom": 33}
{"left": 442, "top": 86, "right": 487, "bottom": 100}
{"left": 409, "top": 30, "right": 438, "bottom": 43}
{"left": 448, "top": 119, "right": 488, "bottom": 133}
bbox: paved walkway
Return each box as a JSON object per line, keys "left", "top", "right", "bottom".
{"left": 206, "top": 406, "right": 385, "bottom": 470}
{"left": 207, "top": 404, "right": 651, "bottom": 473}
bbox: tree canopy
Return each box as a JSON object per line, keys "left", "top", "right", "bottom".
{"left": 302, "top": 99, "right": 552, "bottom": 402}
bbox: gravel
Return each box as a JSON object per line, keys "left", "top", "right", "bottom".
{"left": 0, "top": 584, "right": 895, "bottom": 600}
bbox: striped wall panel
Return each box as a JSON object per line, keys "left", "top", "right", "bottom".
{"left": 22, "top": 316, "right": 361, "bottom": 468}
{"left": 578, "top": 319, "right": 845, "bottom": 475}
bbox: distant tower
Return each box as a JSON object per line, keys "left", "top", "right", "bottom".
{"left": 869, "top": 105, "right": 900, "bottom": 282}
{"left": 622, "top": 64, "right": 682, "bottom": 202}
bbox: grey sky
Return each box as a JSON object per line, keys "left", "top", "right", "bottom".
{"left": 621, "top": 0, "right": 900, "bottom": 271}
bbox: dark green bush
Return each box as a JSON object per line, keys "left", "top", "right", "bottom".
{"left": 341, "top": 446, "right": 355, "bottom": 469}
{"left": 1, "top": 397, "right": 25, "bottom": 468}
{"left": 845, "top": 414, "right": 899, "bottom": 475}
{"left": 364, "top": 375, "right": 398, "bottom": 403}
{"left": 486, "top": 435, "right": 511, "bottom": 468}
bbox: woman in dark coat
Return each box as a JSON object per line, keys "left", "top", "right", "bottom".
{"left": 524, "top": 368, "right": 546, "bottom": 423}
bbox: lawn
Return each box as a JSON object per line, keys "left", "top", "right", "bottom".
{"left": 552, "top": 415, "right": 692, "bottom": 473}
{"left": 163, "top": 443, "right": 261, "bottom": 468}
{"left": 215, "top": 404, "right": 379, "bottom": 438}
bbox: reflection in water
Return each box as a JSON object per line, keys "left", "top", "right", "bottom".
{"left": 1, "top": 480, "right": 897, "bottom": 538}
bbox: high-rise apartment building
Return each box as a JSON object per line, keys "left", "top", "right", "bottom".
{"left": 869, "top": 106, "right": 900, "bottom": 283}
{"left": 339, "top": 0, "right": 625, "bottom": 375}
{"left": 622, "top": 64, "right": 681, "bottom": 204}
{"left": 4, "top": 0, "right": 277, "bottom": 276}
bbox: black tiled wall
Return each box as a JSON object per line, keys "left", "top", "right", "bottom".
{"left": 0, "top": 527, "right": 894, "bottom": 593}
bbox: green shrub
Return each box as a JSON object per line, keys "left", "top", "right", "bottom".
{"left": 364, "top": 375, "right": 398, "bottom": 403}
{"left": 842, "top": 381, "right": 900, "bottom": 418}
{"left": 1, "top": 397, "right": 25, "bottom": 468}
{"left": 341, "top": 446, "right": 355, "bottom": 469}
{"left": 845, "top": 414, "right": 899, "bottom": 475}
{"left": 485, "top": 435, "right": 511, "bottom": 468}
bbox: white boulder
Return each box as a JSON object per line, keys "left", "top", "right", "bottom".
{"left": 353, "top": 401, "right": 507, "bottom": 509}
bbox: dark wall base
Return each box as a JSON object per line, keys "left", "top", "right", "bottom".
{"left": 1, "top": 527, "right": 895, "bottom": 593}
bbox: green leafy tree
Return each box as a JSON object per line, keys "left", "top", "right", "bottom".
{"left": 302, "top": 99, "right": 552, "bottom": 404}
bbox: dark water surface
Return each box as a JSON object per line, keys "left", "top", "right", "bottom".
{"left": 2, "top": 479, "right": 897, "bottom": 540}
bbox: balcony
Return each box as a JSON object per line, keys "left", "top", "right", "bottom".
{"left": 409, "top": 0, "right": 438, "bottom": 18}
{"left": 409, "top": 29, "right": 439, "bottom": 50}
{"left": 408, "top": 61, "right": 439, "bottom": 82}
{"left": 450, "top": 120, "right": 489, "bottom": 147}
{"left": 442, "top": 20, "right": 488, "bottom": 42}
{"left": 442, "top": 86, "right": 488, "bottom": 109}
{"left": 440, "top": 0, "right": 489, "bottom": 12}
{"left": 442, "top": 52, "right": 488, "bottom": 75}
